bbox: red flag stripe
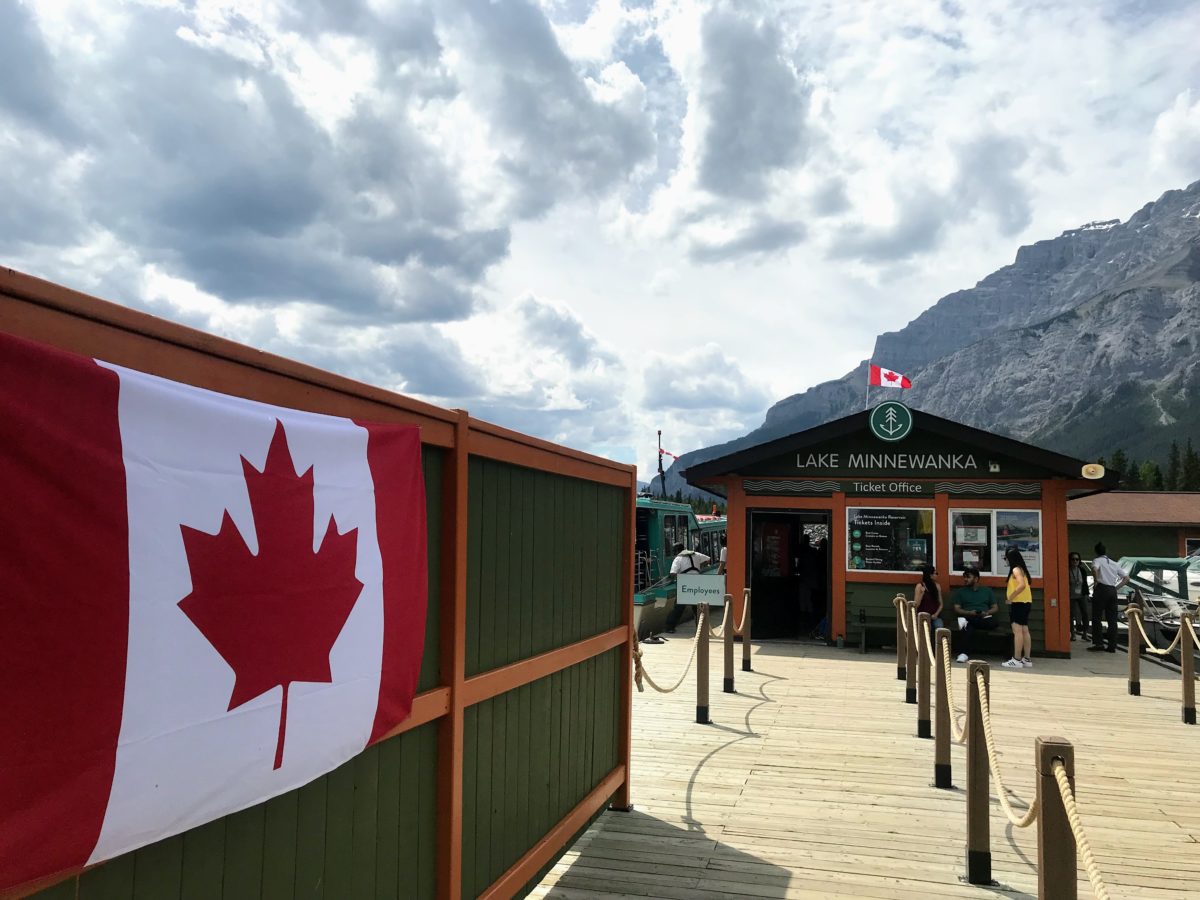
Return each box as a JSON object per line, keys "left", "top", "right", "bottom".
{"left": 358, "top": 420, "right": 429, "bottom": 744}
{"left": 0, "top": 332, "right": 129, "bottom": 892}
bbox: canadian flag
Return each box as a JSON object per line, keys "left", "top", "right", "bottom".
{"left": 0, "top": 331, "right": 427, "bottom": 893}
{"left": 868, "top": 364, "right": 912, "bottom": 388}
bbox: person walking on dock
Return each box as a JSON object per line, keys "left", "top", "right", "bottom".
{"left": 1068, "top": 552, "right": 1090, "bottom": 639}
{"left": 1088, "top": 542, "right": 1128, "bottom": 653}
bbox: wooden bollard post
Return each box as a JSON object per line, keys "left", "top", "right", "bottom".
{"left": 934, "top": 627, "right": 952, "bottom": 788}
{"left": 917, "top": 612, "right": 932, "bottom": 737}
{"left": 741, "top": 588, "right": 753, "bottom": 673}
{"left": 1128, "top": 606, "right": 1142, "bottom": 696}
{"left": 723, "top": 594, "right": 735, "bottom": 693}
{"left": 1182, "top": 612, "right": 1196, "bottom": 725}
{"left": 896, "top": 597, "right": 907, "bottom": 681}
{"left": 1036, "top": 736, "right": 1077, "bottom": 900}
{"left": 905, "top": 601, "right": 918, "bottom": 705}
{"left": 697, "top": 604, "right": 710, "bottom": 724}
{"left": 965, "top": 661, "right": 992, "bottom": 885}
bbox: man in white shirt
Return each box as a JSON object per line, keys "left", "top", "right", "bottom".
{"left": 1088, "top": 542, "right": 1129, "bottom": 653}
{"left": 717, "top": 534, "right": 727, "bottom": 575}
{"left": 664, "top": 542, "right": 712, "bottom": 633}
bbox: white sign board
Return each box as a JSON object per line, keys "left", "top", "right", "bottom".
{"left": 676, "top": 573, "right": 726, "bottom": 606}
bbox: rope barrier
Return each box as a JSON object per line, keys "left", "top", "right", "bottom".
{"left": 1187, "top": 616, "right": 1200, "bottom": 651}
{"left": 939, "top": 634, "right": 966, "bottom": 744}
{"left": 894, "top": 595, "right": 910, "bottom": 635}
{"left": 708, "top": 596, "right": 732, "bottom": 638}
{"left": 973, "top": 671, "right": 1038, "bottom": 828}
{"left": 920, "top": 617, "right": 936, "bottom": 666}
{"left": 1052, "top": 759, "right": 1111, "bottom": 900}
{"left": 632, "top": 606, "right": 706, "bottom": 694}
{"left": 708, "top": 596, "right": 750, "bottom": 638}
{"left": 1128, "top": 608, "right": 1185, "bottom": 656}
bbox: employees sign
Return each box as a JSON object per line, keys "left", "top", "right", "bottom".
{"left": 676, "top": 573, "right": 726, "bottom": 605}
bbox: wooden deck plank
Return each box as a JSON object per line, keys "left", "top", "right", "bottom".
{"left": 535, "top": 626, "right": 1200, "bottom": 898}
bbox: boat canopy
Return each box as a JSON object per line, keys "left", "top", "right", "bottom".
{"left": 1117, "top": 556, "right": 1192, "bottom": 602}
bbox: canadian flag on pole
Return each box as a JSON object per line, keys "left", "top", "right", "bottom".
{"left": 868, "top": 364, "right": 912, "bottom": 388}
{"left": 0, "top": 331, "right": 427, "bottom": 893}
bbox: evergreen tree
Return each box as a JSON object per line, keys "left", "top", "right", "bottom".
{"left": 1109, "top": 449, "right": 1128, "bottom": 483}
{"left": 1124, "top": 456, "right": 1143, "bottom": 489}
{"left": 1145, "top": 461, "right": 1165, "bottom": 491}
{"left": 1167, "top": 441, "right": 1182, "bottom": 490}
{"left": 1184, "top": 440, "right": 1200, "bottom": 491}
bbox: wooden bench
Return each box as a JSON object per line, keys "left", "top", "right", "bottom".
{"left": 857, "top": 614, "right": 897, "bottom": 654}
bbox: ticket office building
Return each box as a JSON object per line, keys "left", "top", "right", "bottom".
{"left": 684, "top": 405, "right": 1115, "bottom": 657}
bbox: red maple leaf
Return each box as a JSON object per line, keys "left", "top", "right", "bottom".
{"left": 883, "top": 371, "right": 899, "bottom": 382}
{"left": 178, "top": 420, "right": 363, "bottom": 770}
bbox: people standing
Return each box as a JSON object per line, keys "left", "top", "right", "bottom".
{"left": 716, "top": 533, "right": 727, "bottom": 575}
{"left": 1067, "top": 552, "right": 1090, "bottom": 639}
{"left": 1088, "top": 542, "right": 1129, "bottom": 653}
{"left": 914, "top": 564, "right": 943, "bottom": 630}
{"left": 664, "top": 542, "right": 711, "bottom": 633}
{"left": 951, "top": 566, "right": 999, "bottom": 662}
{"left": 1002, "top": 548, "right": 1033, "bottom": 668}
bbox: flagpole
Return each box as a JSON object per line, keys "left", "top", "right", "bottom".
{"left": 864, "top": 369, "right": 870, "bottom": 411}
{"left": 657, "top": 429, "right": 665, "bottom": 498}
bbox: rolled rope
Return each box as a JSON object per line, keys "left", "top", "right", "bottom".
{"left": 632, "top": 607, "right": 706, "bottom": 694}
{"left": 1052, "top": 760, "right": 1111, "bottom": 900}
{"left": 973, "top": 671, "right": 1037, "bottom": 828}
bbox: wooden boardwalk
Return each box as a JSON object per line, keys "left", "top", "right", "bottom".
{"left": 532, "top": 623, "right": 1200, "bottom": 899}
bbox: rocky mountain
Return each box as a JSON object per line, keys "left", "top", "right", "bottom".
{"left": 662, "top": 180, "right": 1200, "bottom": 495}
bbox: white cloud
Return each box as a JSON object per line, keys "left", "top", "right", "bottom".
{"left": 3, "top": 0, "right": 1199, "bottom": 483}
{"left": 1151, "top": 90, "right": 1200, "bottom": 178}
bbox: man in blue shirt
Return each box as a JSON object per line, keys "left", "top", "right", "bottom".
{"left": 952, "top": 566, "right": 999, "bottom": 662}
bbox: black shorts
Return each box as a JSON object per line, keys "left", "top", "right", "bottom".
{"left": 1010, "top": 603, "right": 1031, "bottom": 626}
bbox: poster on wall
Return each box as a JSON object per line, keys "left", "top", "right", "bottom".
{"left": 757, "top": 522, "right": 792, "bottom": 577}
{"left": 847, "top": 508, "right": 932, "bottom": 572}
{"left": 996, "top": 510, "right": 1041, "bottom": 576}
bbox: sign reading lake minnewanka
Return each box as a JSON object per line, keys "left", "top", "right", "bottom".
{"left": 676, "top": 573, "right": 726, "bottom": 606}
{"left": 795, "top": 451, "right": 980, "bottom": 472}
{"left": 868, "top": 401, "right": 913, "bottom": 442}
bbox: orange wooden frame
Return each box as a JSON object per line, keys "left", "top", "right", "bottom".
{"left": 0, "top": 268, "right": 636, "bottom": 900}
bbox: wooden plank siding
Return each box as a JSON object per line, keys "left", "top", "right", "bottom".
{"left": 5, "top": 268, "right": 634, "bottom": 900}
{"left": 41, "top": 723, "right": 438, "bottom": 900}
{"left": 462, "top": 649, "right": 623, "bottom": 898}
{"left": 465, "top": 458, "right": 625, "bottom": 677}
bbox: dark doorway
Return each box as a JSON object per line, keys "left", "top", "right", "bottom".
{"left": 747, "top": 510, "right": 831, "bottom": 640}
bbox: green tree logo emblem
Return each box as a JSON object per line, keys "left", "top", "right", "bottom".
{"left": 869, "top": 401, "right": 913, "bottom": 443}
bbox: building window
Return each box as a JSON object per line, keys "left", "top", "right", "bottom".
{"left": 847, "top": 507, "right": 934, "bottom": 573}
{"left": 950, "top": 509, "right": 1042, "bottom": 576}
{"left": 952, "top": 511, "right": 993, "bottom": 573}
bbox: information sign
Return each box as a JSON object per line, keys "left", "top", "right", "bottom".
{"left": 676, "top": 573, "right": 726, "bottom": 606}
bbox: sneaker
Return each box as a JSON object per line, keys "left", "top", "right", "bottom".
{"left": 1001, "top": 658, "right": 1023, "bottom": 668}
{"left": 1022, "top": 657, "right": 1033, "bottom": 667}
{"left": 956, "top": 653, "right": 969, "bottom": 663}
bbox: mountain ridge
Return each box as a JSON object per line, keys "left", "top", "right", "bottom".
{"left": 663, "top": 179, "right": 1200, "bottom": 496}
